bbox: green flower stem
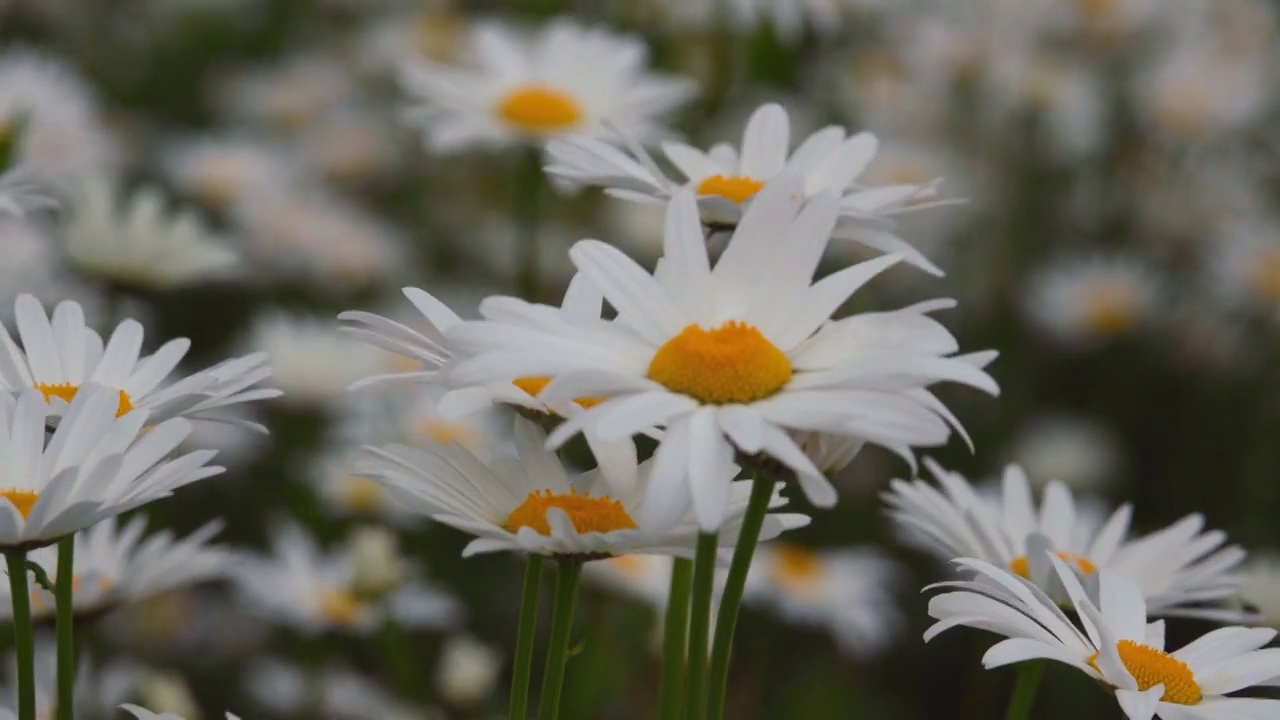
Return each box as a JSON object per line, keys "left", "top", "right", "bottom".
{"left": 705, "top": 472, "right": 773, "bottom": 720}
{"left": 659, "top": 558, "right": 694, "bottom": 720}
{"left": 514, "top": 146, "right": 545, "bottom": 302}
{"left": 55, "top": 537, "right": 75, "bottom": 720}
{"left": 6, "top": 552, "right": 34, "bottom": 720}
{"left": 509, "top": 554, "right": 545, "bottom": 720}
{"left": 684, "top": 532, "right": 719, "bottom": 720}
{"left": 535, "top": 559, "right": 582, "bottom": 720}
{"left": 1005, "top": 661, "right": 1047, "bottom": 720}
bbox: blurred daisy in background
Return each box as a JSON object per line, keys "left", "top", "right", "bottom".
{"left": 161, "top": 136, "right": 300, "bottom": 213}
{"left": 61, "top": 176, "right": 239, "bottom": 291}
{"left": 1209, "top": 221, "right": 1280, "bottom": 318}
{"left": 0, "top": 295, "right": 279, "bottom": 428}
{"left": 746, "top": 544, "right": 906, "bottom": 660}
{"left": 233, "top": 188, "right": 404, "bottom": 288}
{"left": 0, "top": 218, "right": 101, "bottom": 319}
{"left": 1007, "top": 412, "right": 1122, "bottom": 493}
{"left": 356, "top": 7, "right": 470, "bottom": 73}
{"left": 0, "top": 640, "right": 139, "bottom": 720}
{"left": 358, "top": 417, "right": 808, "bottom": 559}
{"left": 214, "top": 53, "right": 354, "bottom": 132}
{"left": 1025, "top": 255, "right": 1159, "bottom": 347}
{"left": 926, "top": 558, "right": 1280, "bottom": 720}
{"left": 1239, "top": 552, "right": 1280, "bottom": 628}
{"left": 0, "top": 166, "right": 55, "bottom": 217}
{"left": 0, "top": 517, "right": 230, "bottom": 620}
{"left": 434, "top": 635, "right": 502, "bottom": 709}
{"left": 245, "top": 658, "right": 434, "bottom": 720}
{"left": 583, "top": 554, "right": 674, "bottom": 613}
{"left": 400, "top": 19, "right": 696, "bottom": 153}
{"left": 121, "top": 707, "right": 241, "bottom": 720}
{"left": 0, "top": 48, "right": 117, "bottom": 186}
{"left": 547, "top": 102, "right": 948, "bottom": 273}
{"left": 233, "top": 521, "right": 461, "bottom": 636}
{"left": 299, "top": 110, "right": 404, "bottom": 187}
{"left": 249, "top": 312, "right": 390, "bottom": 406}
{"left": 885, "top": 462, "right": 1248, "bottom": 619}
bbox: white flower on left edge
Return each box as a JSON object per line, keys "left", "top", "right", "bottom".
{"left": 446, "top": 183, "right": 997, "bottom": 530}
{"left": 0, "top": 295, "right": 280, "bottom": 428}
{"left": 884, "top": 462, "right": 1248, "bottom": 620}
{"left": 0, "top": 516, "right": 231, "bottom": 620}
{"left": 0, "top": 166, "right": 56, "bottom": 218}
{"left": 546, "top": 102, "right": 949, "bottom": 274}
{"left": 400, "top": 19, "right": 696, "bottom": 153}
{"left": 0, "top": 385, "right": 223, "bottom": 550}
{"left": 121, "top": 707, "right": 240, "bottom": 720}
{"left": 357, "top": 417, "right": 808, "bottom": 559}
{"left": 61, "top": 177, "right": 239, "bottom": 290}
{"left": 927, "top": 557, "right": 1280, "bottom": 720}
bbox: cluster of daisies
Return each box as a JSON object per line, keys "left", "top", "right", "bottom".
{"left": 0, "top": 0, "right": 1277, "bottom": 717}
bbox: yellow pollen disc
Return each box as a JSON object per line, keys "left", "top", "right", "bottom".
{"left": 319, "top": 590, "right": 366, "bottom": 627}
{"left": 648, "top": 322, "right": 792, "bottom": 405}
{"left": 1010, "top": 551, "right": 1098, "bottom": 579}
{"left": 511, "top": 376, "right": 606, "bottom": 410}
{"left": 503, "top": 489, "right": 637, "bottom": 536}
{"left": 340, "top": 475, "right": 386, "bottom": 514}
{"left": 497, "top": 85, "right": 584, "bottom": 133}
{"left": 36, "top": 383, "right": 133, "bottom": 417}
{"left": 695, "top": 174, "right": 766, "bottom": 205}
{"left": 771, "top": 545, "right": 824, "bottom": 593}
{"left": 1248, "top": 249, "right": 1280, "bottom": 303}
{"left": 1090, "top": 641, "right": 1203, "bottom": 706}
{"left": 1080, "top": 283, "right": 1141, "bottom": 337}
{"left": 0, "top": 489, "right": 38, "bottom": 519}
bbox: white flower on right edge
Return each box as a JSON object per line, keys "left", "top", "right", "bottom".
{"left": 445, "top": 182, "right": 997, "bottom": 531}
{"left": 926, "top": 557, "right": 1280, "bottom": 720}
{"left": 546, "top": 102, "right": 951, "bottom": 274}
{"left": 884, "top": 461, "right": 1248, "bottom": 620}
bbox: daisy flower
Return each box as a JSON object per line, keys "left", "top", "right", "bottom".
{"left": 584, "top": 554, "right": 675, "bottom": 612}
{"left": 61, "top": 176, "right": 239, "bottom": 290}
{"left": 245, "top": 659, "right": 422, "bottom": 720}
{"left": 0, "top": 166, "right": 56, "bottom": 217}
{"left": 0, "top": 49, "right": 117, "bottom": 187}
{"left": 884, "top": 461, "right": 1248, "bottom": 619}
{"left": 435, "top": 635, "right": 502, "bottom": 708}
{"left": 0, "top": 640, "right": 139, "bottom": 720}
{"left": 233, "top": 521, "right": 461, "bottom": 636}
{"left": 926, "top": 556, "right": 1280, "bottom": 720}
{"left": 1240, "top": 552, "right": 1280, "bottom": 628}
{"left": 1008, "top": 413, "right": 1122, "bottom": 493}
{"left": 400, "top": 19, "right": 696, "bottom": 153}
{"left": 121, "top": 707, "right": 240, "bottom": 720}
{"left": 1210, "top": 222, "right": 1280, "bottom": 316}
{"left": 0, "top": 385, "right": 223, "bottom": 550}
{"left": 745, "top": 543, "right": 905, "bottom": 660}
{"left": 215, "top": 53, "right": 353, "bottom": 131}
{"left": 356, "top": 417, "right": 808, "bottom": 559}
{"left": 161, "top": 136, "right": 299, "bottom": 212}
{"left": 545, "top": 102, "right": 948, "bottom": 274}
{"left": 445, "top": 184, "right": 997, "bottom": 529}
{"left": 248, "top": 312, "right": 388, "bottom": 406}
{"left": 0, "top": 295, "right": 280, "bottom": 428}
{"left": 0, "top": 517, "right": 231, "bottom": 620}
{"left": 1024, "top": 255, "right": 1158, "bottom": 346}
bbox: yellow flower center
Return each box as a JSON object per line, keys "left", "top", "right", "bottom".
{"left": 695, "top": 174, "right": 766, "bottom": 205}
{"left": 504, "top": 489, "right": 637, "bottom": 536}
{"left": 1079, "top": 282, "right": 1142, "bottom": 337}
{"left": 36, "top": 383, "right": 133, "bottom": 417}
{"left": 1247, "top": 248, "right": 1280, "bottom": 303}
{"left": 1153, "top": 81, "right": 1213, "bottom": 141}
{"left": 647, "top": 322, "right": 792, "bottom": 405}
{"left": 1010, "top": 551, "right": 1098, "bottom": 579}
{"left": 770, "top": 545, "right": 823, "bottom": 593}
{"left": 1090, "top": 641, "right": 1203, "bottom": 706}
{"left": 338, "top": 475, "right": 386, "bottom": 514}
{"left": 414, "top": 419, "right": 478, "bottom": 447}
{"left": 319, "top": 590, "right": 366, "bottom": 627}
{"left": 497, "top": 85, "right": 584, "bottom": 133}
{"left": 0, "top": 490, "right": 38, "bottom": 519}
{"left": 512, "top": 376, "right": 606, "bottom": 409}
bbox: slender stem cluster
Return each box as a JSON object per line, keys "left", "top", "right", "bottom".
{"left": 509, "top": 555, "right": 545, "bottom": 720}
{"left": 55, "top": 538, "right": 75, "bottom": 720}
{"left": 659, "top": 558, "right": 694, "bottom": 720}
{"left": 7, "top": 551, "right": 35, "bottom": 720}
{"left": 536, "top": 560, "right": 582, "bottom": 720}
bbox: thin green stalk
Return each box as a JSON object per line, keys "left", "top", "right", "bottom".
{"left": 1005, "top": 661, "right": 1047, "bottom": 720}
{"left": 659, "top": 558, "right": 694, "bottom": 720}
{"left": 684, "top": 533, "right": 718, "bottom": 720}
{"left": 705, "top": 472, "right": 773, "bottom": 720}
{"left": 509, "top": 555, "right": 545, "bottom": 720}
{"left": 536, "top": 560, "right": 582, "bottom": 720}
{"left": 55, "top": 537, "right": 74, "bottom": 720}
{"left": 513, "top": 147, "right": 545, "bottom": 301}
{"left": 6, "top": 552, "right": 34, "bottom": 720}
